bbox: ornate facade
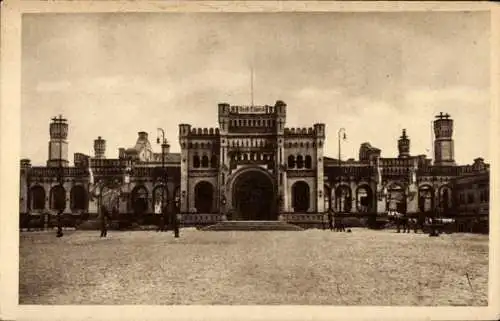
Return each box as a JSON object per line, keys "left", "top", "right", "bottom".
{"left": 19, "top": 103, "right": 490, "bottom": 228}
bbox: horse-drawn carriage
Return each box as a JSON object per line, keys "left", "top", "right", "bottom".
{"left": 386, "top": 210, "right": 456, "bottom": 235}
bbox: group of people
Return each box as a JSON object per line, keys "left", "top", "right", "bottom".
{"left": 156, "top": 206, "right": 180, "bottom": 237}
{"left": 99, "top": 204, "right": 180, "bottom": 238}
{"left": 326, "top": 209, "right": 348, "bottom": 232}
{"left": 326, "top": 208, "right": 455, "bottom": 236}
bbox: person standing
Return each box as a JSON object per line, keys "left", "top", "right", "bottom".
{"left": 171, "top": 204, "right": 180, "bottom": 238}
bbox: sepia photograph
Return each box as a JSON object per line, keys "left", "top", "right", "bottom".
{"left": 1, "top": 1, "right": 499, "bottom": 321}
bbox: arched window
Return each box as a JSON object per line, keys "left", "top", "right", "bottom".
{"left": 210, "top": 155, "right": 218, "bottom": 168}
{"left": 70, "top": 185, "right": 87, "bottom": 210}
{"left": 201, "top": 155, "right": 209, "bottom": 167}
{"left": 292, "top": 181, "right": 310, "bottom": 212}
{"left": 194, "top": 181, "right": 214, "bottom": 213}
{"left": 288, "top": 155, "right": 295, "bottom": 168}
{"left": 386, "top": 184, "right": 406, "bottom": 214}
{"left": 30, "top": 186, "right": 45, "bottom": 210}
{"left": 50, "top": 185, "right": 66, "bottom": 211}
{"left": 305, "top": 155, "right": 312, "bottom": 169}
{"left": 193, "top": 155, "right": 201, "bottom": 168}
{"left": 296, "top": 155, "right": 304, "bottom": 169}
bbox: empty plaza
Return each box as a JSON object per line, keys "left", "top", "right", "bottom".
{"left": 19, "top": 228, "right": 488, "bottom": 306}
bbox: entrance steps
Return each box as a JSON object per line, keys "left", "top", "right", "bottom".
{"left": 201, "top": 220, "right": 304, "bottom": 231}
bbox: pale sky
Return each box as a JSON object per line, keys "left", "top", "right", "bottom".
{"left": 21, "top": 12, "right": 490, "bottom": 166}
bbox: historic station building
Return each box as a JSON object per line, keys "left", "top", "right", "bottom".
{"left": 19, "top": 101, "right": 490, "bottom": 230}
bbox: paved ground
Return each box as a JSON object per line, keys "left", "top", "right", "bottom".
{"left": 19, "top": 228, "right": 488, "bottom": 305}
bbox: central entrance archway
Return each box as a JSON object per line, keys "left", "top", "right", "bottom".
{"left": 232, "top": 169, "right": 276, "bottom": 221}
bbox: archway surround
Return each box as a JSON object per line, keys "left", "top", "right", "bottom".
{"left": 230, "top": 168, "right": 276, "bottom": 221}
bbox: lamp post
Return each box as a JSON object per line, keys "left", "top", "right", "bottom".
{"left": 53, "top": 115, "right": 66, "bottom": 238}
{"left": 337, "top": 128, "right": 347, "bottom": 213}
{"left": 157, "top": 128, "right": 169, "bottom": 232}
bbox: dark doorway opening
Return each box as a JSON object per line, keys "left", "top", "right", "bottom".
{"left": 233, "top": 170, "right": 275, "bottom": 220}
{"left": 195, "top": 182, "right": 214, "bottom": 213}
{"left": 292, "top": 181, "right": 310, "bottom": 212}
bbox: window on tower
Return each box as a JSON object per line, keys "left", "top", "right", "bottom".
{"left": 201, "top": 155, "right": 209, "bottom": 167}
{"left": 193, "top": 155, "right": 201, "bottom": 168}
{"left": 288, "top": 155, "right": 295, "bottom": 168}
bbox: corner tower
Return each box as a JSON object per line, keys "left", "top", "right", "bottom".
{"left": 433, "top": 112, "right": 455, "bottom": 166}
{"left": 47, "top": 115, "right": 69, "bottom": 167}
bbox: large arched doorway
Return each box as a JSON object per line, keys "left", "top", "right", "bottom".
{"left": 335, "top": 185, "right": 352, "bottom": 213}
{"left": 438, "top": 185, "right": 452, "bottom": 215}
{"left": 356, "top": 185, "right": 373, "bottom": 213}
{"left": 70, "top": 185, "right": 87, "bottom": 211}
{"left": 418, "top": 185, "right": 434, "bottom": 213}
{"left": 30, "top": 185, "right": 46, "bottom": 210}
{"left": 292, "top": 181, "right": 310, "bottom": 212}
{"left": 50, "top": 185, "right": 66, "bottom": 211}
{"left": 153, "top": 185, "right": 167, "bottom": 214}
{"left": 101, "top": 185, "right": 121, "bottom": 213}
{"left": 132, "top": 185, "right": 148, "bottom": 215}
{"left": 387, "top": 183, "right": 407, "bottom": 213}
{"left": 232, "top": 170, "right": 275, "bottom": 220}
{"left": 195, "top": 182, "right": 214, "bottom": 213}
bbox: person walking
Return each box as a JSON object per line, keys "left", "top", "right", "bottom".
{"left": 100, "top": 205, "right": 109, "bottom": 238}
{"left": 327, "top": 209, "right": 334, "bottom": 231}
{"left": 162, "top": 204, "right": 169, "bottom": 232}
{"left": 56, "top": 209, "right": 64, "bottom": 238}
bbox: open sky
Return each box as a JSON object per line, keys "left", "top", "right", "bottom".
{"left": 21, "top": 12, "right": 490, "bottom": 166}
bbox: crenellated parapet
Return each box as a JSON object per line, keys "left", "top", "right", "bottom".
{"left": 284, "top": 124, "right": 325, "bottom": 137}
{"left": 284, "top": 127, "right": 315, "bottom": 136}
{"left": 219, "top": 100, "right": 287, "bottom": 115}
{"left": 21, "top": 159, "right": 32, "bottom": 169}
{"left": 189, "top": 127, "right": 220, "bottom": 137}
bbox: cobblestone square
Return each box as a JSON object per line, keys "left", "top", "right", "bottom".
{"left": 19, "top": 228, "right": 488, "bottom": 305}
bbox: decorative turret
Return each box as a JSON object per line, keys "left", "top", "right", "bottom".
{"left": 20, "top": 159, "right": 32, "bottom": 169}
{"left": 433, "top": 112, "right": 455, "bottom": 166}
{"left": 397, "top": 129, "right": 410, "bottom": 158}
{"left": 47, "top": 115, "right": 69, "bottom": 167}
{"left": 94, "top": 136, "right": 106, "bottom": 159}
